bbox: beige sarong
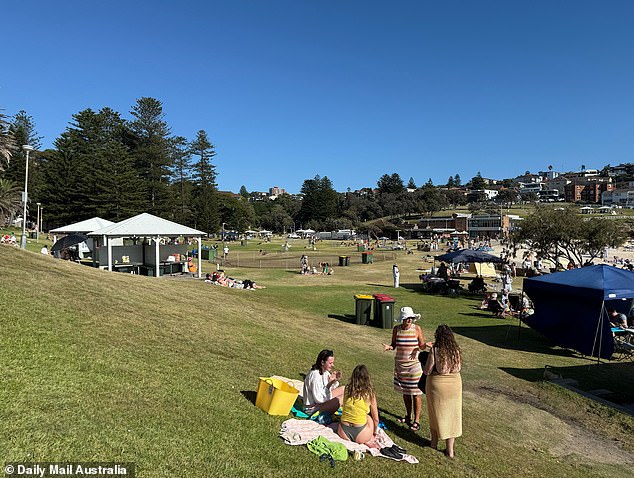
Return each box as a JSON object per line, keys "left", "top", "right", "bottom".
{"left": 426, "top": 372, "right": 462, "bottom": 440}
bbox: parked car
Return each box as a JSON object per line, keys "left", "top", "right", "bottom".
{"left": 287, "top": 233, "right": 300, "bottom": 239}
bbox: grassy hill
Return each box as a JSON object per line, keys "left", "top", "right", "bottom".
{"left": 1, "top": 245, "right": 633, "bottom": 477}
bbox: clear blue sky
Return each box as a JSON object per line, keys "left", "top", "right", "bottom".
{"left": 3, "top": 1, "right": 633, "bottom": 193}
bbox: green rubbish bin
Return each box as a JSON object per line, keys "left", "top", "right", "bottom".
{"left": 373, "top": 294, "right": 396, "bottom": 329}
{"left": 354, "top": 294, "right": 373, "bottom": 325}
{"left": 357, "top": 244, "right": 366, "bottom": 252}
{"left": 361, "top": 252, "right": 374, "bottom": 264}
{"left": 339, "top": 255, "right": 350, "bottom": 266}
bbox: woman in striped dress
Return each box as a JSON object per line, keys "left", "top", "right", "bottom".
{"left": 383, "top": 306, "right": 428, "bottom": 431}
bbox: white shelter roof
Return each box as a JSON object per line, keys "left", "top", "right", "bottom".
{"left": 50, "top": 217, "right": 115, "bottom": 234}
{"left": 88, "top": 213, "right": 207, "bottom": 237}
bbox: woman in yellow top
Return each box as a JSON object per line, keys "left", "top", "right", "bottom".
{"left": 337, "top": 364, "right": 379, "bottom": 444}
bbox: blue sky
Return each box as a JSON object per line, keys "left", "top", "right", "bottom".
{"left": 3, "top": 1, "right": 633, "bottom": 193}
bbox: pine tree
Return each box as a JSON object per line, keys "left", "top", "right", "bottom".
{"left": 169, "top": 136, "right": 193, "bottom": 224}
{"left": 42, "top": 107, "right": 143, "bottom": 227}
{"left": 129, "top": 97, "right": 173, "bottom": 216}
{"left": 190, "top": 130, "right": 219, "bottom": 233}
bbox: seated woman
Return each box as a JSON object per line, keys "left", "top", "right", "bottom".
{"left": 303, "top": 350, "right": 345, "bottom": 416}
{"left": 337, "top": 364, "right": 379, "bottom": 444}
{"left": 487, "top": 293, "right": 505, "bottom": 317}
{"left": 478, "top": 294, "right": 491, "bottom": 310}
{"left": 468, "top": 276, "right": 486, "bottom": 293}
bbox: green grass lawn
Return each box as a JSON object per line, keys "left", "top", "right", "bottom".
{"left": 1, "top": 243, "right": 633, "bottom": 477}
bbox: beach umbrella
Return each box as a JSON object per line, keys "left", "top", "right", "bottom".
{"left": 51, "top": 233, "right": 89, "bottom": 253}
{"left": 436, "top": 249, "right": 503, "bottom": 264}
{"left": 435, "top": 249, "right": 504, "bottom": 276}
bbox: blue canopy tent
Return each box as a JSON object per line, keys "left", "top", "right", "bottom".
{"left": 523, "top": 265, "right": 634, "bottom": 360}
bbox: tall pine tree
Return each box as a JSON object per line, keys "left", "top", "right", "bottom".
{"left": 129, "top": 97, "right": 173, "bottom": 216}
{"left": 190, "top": 130, "right": 219, "bottom": 232}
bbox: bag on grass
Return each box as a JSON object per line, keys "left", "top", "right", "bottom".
{"left": 418, "top": 351, "right": 429, "bottom": 393}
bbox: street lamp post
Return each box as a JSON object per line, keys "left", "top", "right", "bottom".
{"left": 36, "top": 203, "right": 41, "bottom": 243}
{"left": 20, "top": 145, "right": 34, "bottom": 249}
{"left": 222, "top": 222, "right": 226, "bottom": 264}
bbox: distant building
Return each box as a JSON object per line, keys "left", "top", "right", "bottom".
{"left": 543, "top": 177, "right": 571, "bottom": 196}
{"left": 269, "top": 186, "right": 286, "bottom": 196}
{"left": 467, "top": 189, "right": 498, "bottom": 202}
{"left": 564, "top": 177, "right": 614, "bottom": 203}
{"left": 602, "top": 188, "right": 634, "bottom": 207}
{"left": 514, "top": 173, "right": 542, "bottom": 184}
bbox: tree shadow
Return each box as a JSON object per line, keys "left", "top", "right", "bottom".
{"left": 451, "top": 324, "right": 580, "bottom": 357}
{"left": 500, "top": 362, "right": 634, "bottom": 406}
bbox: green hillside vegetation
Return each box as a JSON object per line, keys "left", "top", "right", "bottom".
{"left": 1, "top": 246, "right": 633, "bottom": 477}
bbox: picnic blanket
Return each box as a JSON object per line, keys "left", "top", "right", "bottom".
{"left": 279, "top": 418, "right": 418, "bottom": 464}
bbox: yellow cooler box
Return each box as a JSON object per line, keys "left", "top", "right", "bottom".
{"left": 255, "top": 377, "right": 300, "bottom": 416}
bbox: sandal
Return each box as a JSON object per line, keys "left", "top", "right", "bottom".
{"left": 397, "top": 416, "right": 411, "bottom": 425}
{"left": 409, "top": 421, "right": 420, "bottom": 431}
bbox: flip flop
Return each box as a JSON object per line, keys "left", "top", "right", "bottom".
{"left": 380, "top": 447, "right": 404, "bottom": 460}
{"left": 397, "top": 416, "right": 411, "bottom": 425}
{"left": 409, "top": 421, "right": 420, "bottom": 431}
{"left": 391, "top": 444, "right": 407, "bottom": 454}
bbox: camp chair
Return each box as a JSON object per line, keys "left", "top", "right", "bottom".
{"left": 612, "top": 334, "right": 634, "bottom": 361}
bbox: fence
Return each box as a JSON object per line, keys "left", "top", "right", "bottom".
{"left": 216, "top": 251, "right": 397, "bottom": 269}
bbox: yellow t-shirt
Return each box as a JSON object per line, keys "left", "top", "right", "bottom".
{"left": 340, "top": 396, "right": 370, "bottom": 425}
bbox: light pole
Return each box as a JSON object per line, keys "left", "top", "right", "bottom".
{"left": 222, "top": 222, "right": 226, "bottom": 264}
{"left": 36, "top": 203, "right": 41, "bottom": 243}
{"left": 20, "top": 145, "right": 34, "bottom": 249}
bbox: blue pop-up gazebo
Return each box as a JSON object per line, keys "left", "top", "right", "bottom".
{"left": 523, "top": 265, "right": 634, "bottom": 359}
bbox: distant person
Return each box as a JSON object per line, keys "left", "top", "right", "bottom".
{"left": 424, "top": 325, "right": 463, "bottom": 459}
{"left": 337, "top": 364, "right": 380, "bottom": 445}
{"left": 608, "top": 308, "right": 628, "bottom": 329}
{"left": 437, "top": 262, "right": 449, "bottom": 281}
{"left": 393, "top": 263, "right": 400, "bottom": 288}
{"left": 40, "top": 245, "right": 49, "bottom": 255}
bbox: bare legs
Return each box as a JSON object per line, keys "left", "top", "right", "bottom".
{"left": 401, "top": 394, "right": 421, "bottom": 429}
{"left": 445, "top": 437, "right": 455, "bottom": 458}
{"left": 314, "top": 385, "right": 345, "bottom": 414}
{"left": 429, "top": 428, "right": 455, "bottom": 458}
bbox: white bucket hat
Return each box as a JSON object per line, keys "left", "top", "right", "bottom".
{"left": 398, "top": 306, "right": 421, "bottom": 323}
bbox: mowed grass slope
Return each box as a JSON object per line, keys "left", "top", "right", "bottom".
{"left": 1, "top": 246, "right": 633, "bottom": 478}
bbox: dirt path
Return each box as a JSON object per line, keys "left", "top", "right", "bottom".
{"left": 469, "top": 384, "right": 634, "bottom": 466}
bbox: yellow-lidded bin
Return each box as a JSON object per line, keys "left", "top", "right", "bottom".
{"left": 255, "top": 377, "right": 300, "bottom": 416}
{"left": 354, "top": 294, "right": 374, "bottom": 325}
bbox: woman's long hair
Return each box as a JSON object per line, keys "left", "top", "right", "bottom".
{"left": 311, "top": 349, "right": 334, "bottom": 374}
{"left": 434, "top": 325, "right": 462, "bottom": 372}
{"left": 344, "top": 364, "right": 375, "bottom": 402}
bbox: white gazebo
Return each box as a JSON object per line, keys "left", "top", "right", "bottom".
{"left": 49, "top": 217, "right": 117, "bottom": 258}
{"left": 88, "top": 213, "right": 207, "bottom": 278}
{"left": 50, "top": 217, "right": 116, "bottom": 235}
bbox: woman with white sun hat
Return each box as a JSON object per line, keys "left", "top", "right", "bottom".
{"left": 383, "top": 306, "right": 430, "bottom": 432}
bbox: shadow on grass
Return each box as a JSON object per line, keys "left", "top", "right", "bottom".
{"left": 240, "top": 390, "right": 257, "bottom": 405}
{"left": 327, "top": 314, "right": 357, "bottom": 324}
{"left": 378, "top": 408, "right": 432, "bottom": 448}
{"left": 501, "top": 362, "right": 634, "bottom": 405}
{"left": 451, "top": 324, "right": 579, "bottom": 357}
